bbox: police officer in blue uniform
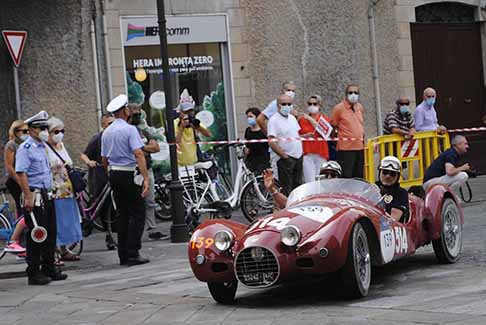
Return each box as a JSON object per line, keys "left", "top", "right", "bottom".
{"left": 16, "top": 111, "right": 68, "bottom": 285}
{"left": 101, "top": 95, "right": 150, "bottom": 266}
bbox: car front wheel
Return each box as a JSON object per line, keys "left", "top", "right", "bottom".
{"left": 207, "top": 281, "right": 238, "bottom": 305}
{"left": 340, "top": 222, "right": 371, "bottom": 298}
{"left": 432, "top": 198, "right": 462, "bottom": 264}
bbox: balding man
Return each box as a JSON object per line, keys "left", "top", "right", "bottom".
{"left": 267, "top": 94, "right": 303, "bottom": 195}
{"left": 414, "top": 87, "right": 447, "bottom": 133}
{"left": 383, "top": 97, "right": 415, "bottom": 138}
{"left": 423, "top": 135, "right": 470, "bottom": 193}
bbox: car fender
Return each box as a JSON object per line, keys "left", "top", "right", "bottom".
{"left": 188, "top": 220, "right": 247, "bottom": 283}
{"left": 425, "top": 184, "right": 464, "bottom": 240}
{"left": 297, "top": 208, "right": 383, "bottom": 273}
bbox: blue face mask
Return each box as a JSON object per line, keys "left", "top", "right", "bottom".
{"left": 280, "top": 105, "right": 293, "bottom": 116}
{"left": 399, "top": 105, "right": 409, "bottom": 114}
{"left": 247, "top": 117, "right": 256, "bottom": 126}
{"left": 425, "top": 97, "right": 436, "bottom": 106}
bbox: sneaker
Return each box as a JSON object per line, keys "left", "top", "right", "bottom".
{"left": 16, "top": 252, "right": 27, "bottom": 260}
{"left": 148, "top": 231, "right": 169, "bottom": 240}
{"left": 5, "top": 241, "right": 26, "bottom": 253}
{"left": 105, "top": 235, "right": 117, "bottom": 250}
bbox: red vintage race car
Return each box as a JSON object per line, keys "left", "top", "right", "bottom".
{"left": 188, "top": 178, "right": 463, "bottom": 304}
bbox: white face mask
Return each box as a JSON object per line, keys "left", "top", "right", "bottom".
{"left": 280, "top": 104, "right": 293, "bottom": 116}
{"left": 52, "top": 133, "right": 64, "bottom": 144}
{"left": 19, "top": 134, "right": 29, "bottom": 141}
{"left": 39, "top": 130, "right": 49, "bottom": 142}
{"left": 285, "top": 90, "right": 296, "bottom": 99}
{"left": 347, "top": 93, "right": 359, "bottom": 104}
{"left": 308, "top": 106, "right": 319, "bottom": 114}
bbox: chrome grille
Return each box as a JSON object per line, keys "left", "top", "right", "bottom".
{"left": 235, "top": 247, "right": 279, "bottom": 287}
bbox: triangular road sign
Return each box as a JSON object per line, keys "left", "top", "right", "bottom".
{"left": 2, "top": 30, "right": 27, "bottom": 67}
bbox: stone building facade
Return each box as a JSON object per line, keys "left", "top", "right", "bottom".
{"left": 1, "top": 0, "right": 486, "bottom": 173}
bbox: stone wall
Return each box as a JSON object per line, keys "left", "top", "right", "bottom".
{"left": 0, "top": 0, "right": 98, "bottom": 168}
{"left": 243, "top": 0, "right": 399, "bottom": 137}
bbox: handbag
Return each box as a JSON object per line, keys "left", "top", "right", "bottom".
{"left": 46, "top": 143, "right": 87, "bottom": 193}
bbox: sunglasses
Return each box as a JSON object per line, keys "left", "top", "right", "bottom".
{"left": 399, "top": 102, "right": 410, "bottom": 106}
{"left": 280, "top": 103, "right": 292, "bottom": 106}
{"left": 16, "top": 129, "right": 29, "bottom": 134}
{"left": 132, "top": 113, "right": 142, "bottom": 118}
{"left": 308, "top": 102, "right": 319, "bottom": 106}
{"left": 33, "top": 125, "right": 48, "bottom": 131}
{"left": 382, "top": 170, "right": 398, "bottom": 177}
{"left": 53, "top": 129, "right": 65, "bottom": 135}
{"left": 322, "top": 172, "right": 339, "bottom": 178}
{"left": 347, "top": 91, "right": 359, "bottom": 95}
{"left": 425, "top": 95, "right": 435, "bottom": 98}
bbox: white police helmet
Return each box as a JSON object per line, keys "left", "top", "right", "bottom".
{"left": 379, "top": 156, "right": 401, "bottom": 173}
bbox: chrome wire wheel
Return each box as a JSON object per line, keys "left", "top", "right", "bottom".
{"left": 443, "top": 200, "right": 461, "bottom": 258}
{"left": 354, "top": 225, "right": 371, "bottom": 290}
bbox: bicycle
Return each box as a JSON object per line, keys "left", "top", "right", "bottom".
{"left": 182, "top": 143, "right": 275, "bottom": 226}
{"left": 0, "top": 187, "right": 24, "bottom": 260}
{"left": 76, "top": 182, "right": 117, "bottom": 245}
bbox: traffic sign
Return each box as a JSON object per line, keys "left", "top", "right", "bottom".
{"left": 2, "top": 30, "right": 27, "bottom": 67}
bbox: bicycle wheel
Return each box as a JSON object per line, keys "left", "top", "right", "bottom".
{"left": 155, "top": 181, "right": 172, "bottom": 221}
{"left": 240, "top": 176, "right": 275, "bottom": 222}
{"left": 0, "top": 213, "right": 13, "bottom": 260}
{"left": 92, "top": 190, "right": 117, "bottom": 232}
{"left": 65, "top": 240, "right": 83, "bottom": 256}
{"left": 185, "top": 186, "right": 216, "bottom": 232}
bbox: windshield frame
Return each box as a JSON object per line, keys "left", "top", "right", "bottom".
{"left": 286, "top": 178, "right": 382, "bottom": 208}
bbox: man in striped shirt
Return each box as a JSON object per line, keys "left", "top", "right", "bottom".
{"left": 383, "top": 97, "right": 416, "bottom": 138}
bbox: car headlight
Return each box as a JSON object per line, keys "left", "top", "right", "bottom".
{"left": 214, "top": 230, "right": 233, "bottom": 251}
{"left": 281, "top": 225, "right": 301, "bottom": 247}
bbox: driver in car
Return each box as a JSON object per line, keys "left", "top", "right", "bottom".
{"left": 376, "top": 156, "right": 409, "bottom": 222}
{"left": 263, "top": 160, "right": 343, "bottom": 210}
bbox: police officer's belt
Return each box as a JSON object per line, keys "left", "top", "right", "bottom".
{"left": 109, "top": 166, "right": 136, "bottom": 172}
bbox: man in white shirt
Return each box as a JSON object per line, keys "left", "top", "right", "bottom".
{"left": 257, "top": 80, "right": 297, "bottom": 135}
{"left": 267, "top": 94, "right": 303, "bottom": 195}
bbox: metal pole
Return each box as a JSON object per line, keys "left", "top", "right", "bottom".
{"left": 368, "top": 1, "right": 383, "bottom": 136}
{"left": 13, "top": 66, "right": 21, "bottom": 119}
{"left": 156, "top": 0, "right": 189, "bottom": 242}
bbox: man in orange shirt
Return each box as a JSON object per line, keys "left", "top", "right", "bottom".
{"left": 298, "top": 94, "right": 330, "bottom": 183}
{"left": 331, "top": 84, "right": 365, "bottom": 178}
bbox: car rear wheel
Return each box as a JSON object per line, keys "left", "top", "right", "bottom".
{"left": 340, "top": 222, "right": 371, "bottom": 298}
{"left": 207, "top": 281, "right": 238, "bottom": 305}
{"left": 432, "top": 198, "right": 462, "bottom": 264}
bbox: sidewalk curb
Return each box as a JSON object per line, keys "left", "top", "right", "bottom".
{"left": 0, "top": 265, "right": 78, "bottom": 280}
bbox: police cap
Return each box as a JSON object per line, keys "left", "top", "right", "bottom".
{"left": 107, "top": 94, "right": 129, "bottom": 113}
{"left": 25, "top": 111, "right": 49, "bottom": 127}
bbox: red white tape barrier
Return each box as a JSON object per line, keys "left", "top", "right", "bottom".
{"left": 172, "top": 127, "right": 486, "bottom": 146}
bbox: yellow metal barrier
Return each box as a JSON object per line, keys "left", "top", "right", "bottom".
{"left": 364, "top": 131, "right": 451, "bottom": 188}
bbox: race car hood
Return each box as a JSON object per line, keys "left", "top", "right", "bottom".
{"left": 241, "top": 196, "right": 364, "bottom": 243}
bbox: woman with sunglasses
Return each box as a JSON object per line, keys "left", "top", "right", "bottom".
{"left": 3, "top": 120, "right": 29, "bottom": 254}
{"left": 376, "top": 156, "right": 409, "bottom": 222}
{"left": 45, "top": 117, "right": 83, "bottom": 264}
{"left": 298, "top": 95, "right": 331, "bottom": 183}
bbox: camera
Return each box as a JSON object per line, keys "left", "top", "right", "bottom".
{"left": 188, "top": 115, "right": 201, "bottom": 128}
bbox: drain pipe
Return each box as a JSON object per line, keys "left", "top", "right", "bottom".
{"left": 368, "top": 0, "right": 383, "bottom": 136}
{"left": 100, "top": 0, "right": 113, "bottom": 100}
{"left": 90, "top": 19, "right": 102, "bottom": 126}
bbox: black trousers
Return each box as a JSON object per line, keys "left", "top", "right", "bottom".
{"left": 337, "top": 150, "right": 364, "bottom": 179}
{"left": 22, "top": 190, "right": 56, "bottom": 275}
{"left": 109, "top": 170, "right": 146, "bottom": 261}
{"left": 277, "top": 156, "right": 303, "bottom": 196}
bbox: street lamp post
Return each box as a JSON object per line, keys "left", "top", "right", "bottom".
{"left": 156, "top": 0, "right": 189, "bottom": 243}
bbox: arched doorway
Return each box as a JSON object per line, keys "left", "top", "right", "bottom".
{"left": 411, "top": 1, "right": 486, "bottom": 174}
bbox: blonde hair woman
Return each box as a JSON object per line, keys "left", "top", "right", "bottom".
{"left": 3, "top": 120, "right": 29, "bottom": 254}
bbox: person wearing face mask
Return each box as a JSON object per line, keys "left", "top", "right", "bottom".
{"left": 127, "top": 104, "right": 168, "bottom": 241}
{"left": 102, "top": 94, "right": 150, "bottom": 267}
{"left": 414, "top": 87, "right": 447, "bottom": 134}
{"left": 3, "top": 120, "right": 29, "bottom": 255}
{"left": 331, "top": 84, "right": 366, "bottom": 178}
{"left": 376, "top": 156, "right": 409, "bottom": 222}
{"left": 16, "top": 111, "right": 68, "bottom": 285}
{"left": 45, "top": 117, "right": 83, "bottom": 264}
{"left": 298, "top": 95, "right": 331, "bottom": 183}
{"left": 267, "top": 94, "right": 303, "bottom": 195}
{"left": 174, "top": 101, "right": 212, "bottom": 166}
{"left": 257, "top": 80, "right": 297, "bottom": 135}
{"left": 383, "top": 97, "right": 416, "bottom": 138}
{"left": 243, "top": 107, "right": 270, "bottom": 175}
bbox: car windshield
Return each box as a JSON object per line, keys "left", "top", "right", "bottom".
{"left": 286, "top": 178, "right": 382, "bottom": 207}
